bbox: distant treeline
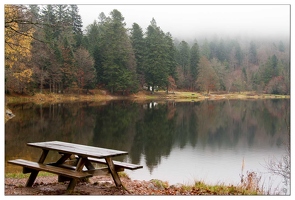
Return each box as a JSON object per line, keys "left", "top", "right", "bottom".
{"left": 5, "top": 5, "right": 290, "bottom": 95}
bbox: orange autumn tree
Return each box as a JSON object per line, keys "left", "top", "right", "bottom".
{"left": 5, "top": 5, "right": 34, "bottom": 93}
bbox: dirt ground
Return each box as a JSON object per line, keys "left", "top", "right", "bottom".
{"left": 4, "top": 175, "right": 193, "bottom": 195}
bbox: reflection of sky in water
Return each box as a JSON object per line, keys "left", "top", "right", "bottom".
{"left": 126, "top": 143, "right": 289, "bottom": 194}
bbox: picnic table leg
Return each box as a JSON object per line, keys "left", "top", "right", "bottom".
{"left": 66, "top": 157, "right": 86, "bottom": 193}
{"left": 26, "top": 149, "right": 49, "bottom": 187}
{"left": 55, "top": 153, "right": 74, "bottom": 182}
{"left": 105, "top": 157, "right": 123, "bottom": 187}
{"left": 55, "top": 153, "right": 72, "bottom": 164}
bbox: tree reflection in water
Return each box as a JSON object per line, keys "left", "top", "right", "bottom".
{"left": 5, "top": 99, "right": 290, "bottom": 194}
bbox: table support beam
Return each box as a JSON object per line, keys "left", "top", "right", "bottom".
{"left": 105, "top": 157, "right": 123, "bottom": 187}
{"left": 25, "top": 149, "right": 49, "bottom": 187}
{"left": 66, "top": 157, "right": 87, "bottom": 193}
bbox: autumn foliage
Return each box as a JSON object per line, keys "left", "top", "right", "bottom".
{"left": 5, "top": 5, "right": 35, "bottom": 93}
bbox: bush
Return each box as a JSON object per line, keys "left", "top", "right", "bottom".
{"left": 265, "top": 76, "right": 288, "bottom": 95}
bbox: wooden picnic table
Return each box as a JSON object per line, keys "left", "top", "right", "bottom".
{"left": 8, "top": 141, "right": 142, "bottom": 193}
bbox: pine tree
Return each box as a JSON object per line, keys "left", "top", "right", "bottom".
{"left": 69, "top": 5, "right": 83, "bottom": 47}
{"left": 130, "top": 23, "right": 145, "bottom": 87}
{"left": 249, "top": 41, "right": 258, "bottom": 65}
{"left": 177, "top": 40, "right": 190, "bottom": 76}
{"left": 99, "top": 9, "right": 138, "bottom": 93}
{"left": 164, "top": 32, "right": 177, "bottom": 92}
{"left": 143, "top": 18, "right": 170, "bottom": 92}
{"left": 190, "top": 42, "right": 200, "bottom": 90}
{"left": 201, "top": 39, "right": 210, "bottom": 59}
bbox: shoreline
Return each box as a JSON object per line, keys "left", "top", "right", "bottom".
{"left": 5, "top": 90, "right": 290, "bottom": 105}
{"left": 4, "top": 173, "right": 264, "bottom": 195}
{"left": 5, "top": 90, "right": 290, "bottom": 122}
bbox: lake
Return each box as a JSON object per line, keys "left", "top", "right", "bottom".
{"left": 5, "top": 99, "right": 290, "bottom": 195}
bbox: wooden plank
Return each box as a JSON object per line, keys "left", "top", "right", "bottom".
{"left": 27, "top": 141, "right": 128, "bottom": 159}
{"left": 104, "top": 157, "right": 122, "bottom": 187}
{"left": 85, "top": 167, "right": 111, "bottom": 176}
{"left": 87, "top": 157, "right": 143, "bottom": 170}
{"left": 8, "top": 159, "right": 92, "bottom": 179}
{"left": 66, "top": 157, "right": 87, "bottom": 192}
{"left": 55, "top": 153, "right": 72, "bottom": 165}
{"left": 50, "top": 162, "right": 122, "bottom": 176}
{"left": 26, "top": 149, "right": 48, "bottom": 187}
{"left": 48, "top": 163, "right": 77, "bottom": 170}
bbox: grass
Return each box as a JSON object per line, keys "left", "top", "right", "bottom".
{"left": 190, "top": 180, "right": 261, "bottom": 195}
{"left": 150, "top": 179, "right": 169, "bottom": 189}
{"left": 5, "top": 90, "right": 290, "bottom": 105}
{"left": 133, "top": 90, "right": 290, "bottom": 102}
{"left": 118, "top": 171, "right": 129, "bottom": 178}
{"left": 5, "top": 172, "right": 56, "bottom": 178}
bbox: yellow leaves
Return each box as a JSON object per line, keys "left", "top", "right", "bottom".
{"left": 5, "top": 5, "right": 34, "bottom": 93}
{"left": 5, "top": 5, "right": 34, "bottom": 68}
{"left": 13, "top": 68, "right": 33, "bottom": 83}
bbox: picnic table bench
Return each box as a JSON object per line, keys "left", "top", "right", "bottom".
{"left": 7, "top": 141, "right": 143, "bottom": 193}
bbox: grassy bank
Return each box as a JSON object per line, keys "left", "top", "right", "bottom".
{"left": 5, "top": 90, "right": 290, "bottom": 104}
{"left": 5, "top": 172, "right": 56, "bottom": 179}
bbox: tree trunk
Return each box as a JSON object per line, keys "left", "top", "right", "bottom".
{"left": 166, "top": 84, "right": 168, "bottom": 94}
{"left": 40, "top": 67, "right": 43, "bottom": 93}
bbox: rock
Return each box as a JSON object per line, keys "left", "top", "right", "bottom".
{"left": 170, "top": 183, "right": 183, "bottom": 189}
{"left": 149, "top": 179, "right": 165, "bottom": 190}
{"left": 6, "top": 109, "right": 15, "bottom": 120}
{"left": 97, "top": 181, "right": 112, "bottom": 186}
{"left": 148, "top": 183, "right": 157, "bottom": 190}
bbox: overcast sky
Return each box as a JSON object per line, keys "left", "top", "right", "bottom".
{"left": 77, "top": 4, "right": 290, "bottom": 40}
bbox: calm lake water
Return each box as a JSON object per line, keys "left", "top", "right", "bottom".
{"left": 5, "top": 99, "right": 290, "bottom": 194}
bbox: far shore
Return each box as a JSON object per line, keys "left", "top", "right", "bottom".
{"left": 5, "top": 90, "right": 290, "bottom": 105}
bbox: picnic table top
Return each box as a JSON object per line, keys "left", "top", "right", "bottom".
{"left": 27, "top": 141, "right": 128, "bottom": 159}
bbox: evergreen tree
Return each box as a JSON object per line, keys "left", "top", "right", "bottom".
{"left": 84, "top": 20, "right": 102, "bottom": 84}
{"left": 235, "top": 42, "right": 243, "bottom": 66}
{"left": 99, "top": 9, "right": 138, "bottom": 93}
{"left": 177, "top": 40, "right": 190, "bottom": 75}
{"left": 217, "top": 39, "right": 227, "bottom": 62}
{"left": 164, "top": 32, "right": 177, "bottom": 92}
{"left": 130, "top": 23, "right": 145, "bottom": 87}
{"left": 201, "top": 39, "right": 211, "bottom": 59}
{"left": 143, "top": 18, "right": 170, "bottom": 92}
{"left": 69, "top": 5, "right": 83, "bottom": 47}
{"left": 69, "top": 5, "right": 83, "bottom": 35}
{"left": 209, "top": 38, "right": 218, "bottom": 59}
{"left": 249, "top": 41, "right": 258, "bottom": 65}
{"left": 260, "top": 55, "right": 279, "bottom": 85}
{"left": 28, "top": 5, "right": 41, "bottom": 22}
{"left": 278, "top": 40, "right": 285, "bottom": 52}
{"left": 41, "top": 5, "right": 57, "bottom": 43}
{"left": 190, "top": 42, "right": 200, "bottom": 90}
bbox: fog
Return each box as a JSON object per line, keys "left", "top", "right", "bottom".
{"left": 78, "top": 4, "right": 290, "bottom": 40}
